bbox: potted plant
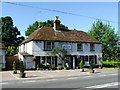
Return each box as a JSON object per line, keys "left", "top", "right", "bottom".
{"left": 89, "top": 60, "right": 94, "bottom": 73}
{"left": 52, "top": 64, "right": 56, "bottom": 70}
{"left": 64, "top": 64, "right": 67, "bottom": 70}
{"left": 80, "top": 60, "right": 84, "bottom": 72}
{"left": 19, "top": 61, "right": 26, "bottom": 78}
{"left": 98, "top": 56, "right": 103, "bottom": 69}
{"left": 13, "top": 61, "right": 17, "bottom": 74}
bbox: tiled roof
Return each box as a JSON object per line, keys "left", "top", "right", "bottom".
{"left": 20, "top": 27, "right": 101, "bottom": 44}
{"left": 0, "top": 43, "right": 6, "bottom": 49}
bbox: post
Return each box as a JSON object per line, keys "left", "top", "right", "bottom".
{"left": 73, "top": 57, "right": 75, "bottom": 69}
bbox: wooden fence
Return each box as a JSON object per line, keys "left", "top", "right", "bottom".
{"left": 6, "top": 56, "right": 19, "bottom": 70}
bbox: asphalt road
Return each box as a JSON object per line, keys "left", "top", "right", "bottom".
{"left": 2, "top": 70, "right": 119, "bottom": 89}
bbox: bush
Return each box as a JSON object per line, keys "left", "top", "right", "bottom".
{"left": 13, "top": 61, "right": 17, "bottom": 70}
{"left": 80, "top": 60, "right": 84, "bottom": 69}
{"left": 20, "top": 61, "right": 25, "bottom": 74}
{"left": 90, "top": 60, "right": 94, "bottom": 70}
{"left": 102, "top": 61, "right": 120, "bottom": 67}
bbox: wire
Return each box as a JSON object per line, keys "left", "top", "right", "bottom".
{"left": 4, "top": 2, "right": 118, "bottom": 23}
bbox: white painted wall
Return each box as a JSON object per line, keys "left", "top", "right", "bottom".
{"left": 26, "top": 41, "right": 33, "bottom": 55}
{"left": 32, "top": 41, "right": 48, "bottom": 56}
{"left": 19, "top": 41, "right": 102, "bottom": 56}
{"left": 19, "top": 41, "right": 102, "bottom": 68}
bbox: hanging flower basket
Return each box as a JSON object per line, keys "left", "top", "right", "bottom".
{"left": 32, "top": 57, "right": 36, "bottom": 61}
{"left": 98, "top": 56, "right": 102, "bottom": 60}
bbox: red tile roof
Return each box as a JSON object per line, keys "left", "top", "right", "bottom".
{"left": 20, "top": 27, "right": 101, "bottom": 44}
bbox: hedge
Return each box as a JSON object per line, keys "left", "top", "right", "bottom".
{"left": 102, "top": 61, "right": 120, "bottom": 67}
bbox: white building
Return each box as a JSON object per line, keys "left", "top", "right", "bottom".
{"left": 19, "top": 16, "right": 102, "bottom": 69}
{"left": 0, "top": 43, "right": 6, "bottom": 69}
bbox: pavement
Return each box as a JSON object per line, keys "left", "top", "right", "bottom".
{"left": 1, "top": 68, "right": 119, "bottom": 81}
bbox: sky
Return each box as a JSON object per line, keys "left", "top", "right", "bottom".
{"left": 1, "top": 1, "right": 118, "bottom": 38}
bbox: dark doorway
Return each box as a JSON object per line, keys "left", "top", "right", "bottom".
{"left": 55, "top": 56, "right": 57, "bottom": 67}
{"left": 70, "top": 56, "right": 73, "bottom": 69}
{"left": 35, "top": 56, "right": 40, "bottom": 69}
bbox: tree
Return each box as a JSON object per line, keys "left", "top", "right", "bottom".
{"left": 1, "top": 16, "right": 24, "bottom": 55}
{"left": 88, "top": 20, "right": 119, "bottom": 61}
{"left": 48, "top": 47, "right": 67, "bottom": 66}
{"left": 25, "top": 20, "right": 68, "bottom": 36}
{"left": 5, "top": 46, "right": 18, "bottom": 56}
{"left": 1, "top": 16, "right": 24, "bottom": 47}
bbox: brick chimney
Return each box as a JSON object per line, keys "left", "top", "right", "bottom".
{"left": 53, "top": 16, "right": 61, "bottom": 31}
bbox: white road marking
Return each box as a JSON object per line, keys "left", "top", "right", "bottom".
{"left": 83, "top": 76, "right": 92, "bottom": 78}
{"left": 111, "top": 74, "right": 117, "bottom": 75}
{"left": 99, "top": 74, "right": 107, "bottom": 77}
{"left": 46, "top": 79, "right": 57, "bottom": 81}
{"left": 0, "top": 82, "right": 8, "bottom": 85}
{"left": 10, "top": 72, "right": 20, "bottom": 79}
{"left": 23, "top": 80, "right": 36, "bottom": 83}
{"left": 49, "top": 76, "right": 54, "bottom": 77}
{"left": 67, "top": 77, "right": 78, "bottom": 80}
{"left": 85, "top": 82, "right": 118, "bottom": 88}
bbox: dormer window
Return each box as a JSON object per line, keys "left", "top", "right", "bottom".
{"left": 77, "top": 43, "right": 83, "bottom": 51}
{"left": 90, "top": 43, "right": 95, "bottom": 51}
{"left": 44, "top": 41, "right": 54, "bottom": 51}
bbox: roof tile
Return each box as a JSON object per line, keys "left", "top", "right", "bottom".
{"left": 21, "top": 27, "right": 101, "bottom": 44}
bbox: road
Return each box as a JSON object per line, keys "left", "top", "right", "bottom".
{"left": 2, "top": 69, "right": 119, "bottom": 89}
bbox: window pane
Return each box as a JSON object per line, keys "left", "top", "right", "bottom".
{"left": 44, "top": 41, "right": 54, "bottom": 50}
{"left": 77, "top": 43, "right": 83, "bottom": 50}
{"left": 90, "top": 43, "right": 95, "bottom": 50}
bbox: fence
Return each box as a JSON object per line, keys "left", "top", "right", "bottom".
{"left": 6, "top": 56, "right": 19, "bottom": 70}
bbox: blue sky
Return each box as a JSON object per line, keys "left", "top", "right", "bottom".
{"left": 2, "top": 2, "right": 118, "bottom": 37}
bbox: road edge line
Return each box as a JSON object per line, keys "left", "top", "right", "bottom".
{"left": 10, "top": 72, "right": 20, "bottom": 80}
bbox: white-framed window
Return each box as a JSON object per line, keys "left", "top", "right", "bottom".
{"left": 77, "top": 43, "right": 83, "bottom": 51}
{"left": 44, "top": 41, "right": 54, "bottom": 51}
{"left": 90, "top": 43, "right": 95, "bottom": 51}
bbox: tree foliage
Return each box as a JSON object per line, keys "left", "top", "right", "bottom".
{"left": 88, "top": 20, "right": 119, "bottom": 61}
{"left": 6, "top": 46, "right": 18, "bottom": 56}
{"left": 1, "top": 16, "right": 25, "bottom": 55}
{"left": 25, "top": 20, "right": 68, "bottom": 36}
{"left": 48, "top": 47, "right": 67, "bottom": 61}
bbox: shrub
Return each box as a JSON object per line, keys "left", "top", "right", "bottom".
{"left": 90, "top": 60, "right": 94, "bottom": 70}
{"left": 102, "top": 61, "right": 120, "bottom": 67}
{"left": 20, "top": 61, "right": 25, "bottom": 74}
{"left": 13, "top": 61, "right": 17, "bottom": 71}
{"left": 80, "top": 60, "right": 84, "bottom": 69}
